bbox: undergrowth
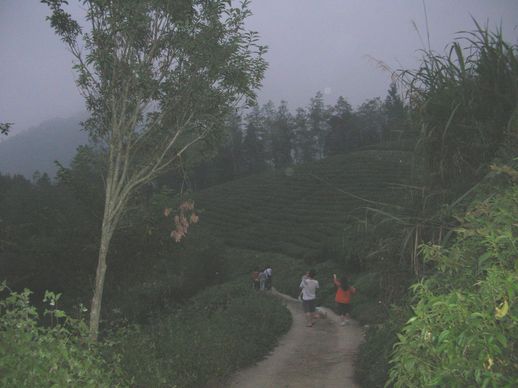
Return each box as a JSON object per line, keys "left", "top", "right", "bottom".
{"left": 0, "top": 284, "right": 126, "bottom": 387}
{"left": 388, "top": 179, "right": 518, "bottom": 387}
{"left": 113, "top": 278, "right": 292, "bottom": 387}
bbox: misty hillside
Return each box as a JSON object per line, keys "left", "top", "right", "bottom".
{"left": 0, "top": 117, "right": 88, "bottom": 179}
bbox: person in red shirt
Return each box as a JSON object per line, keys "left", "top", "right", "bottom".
{"left": 251, "top": 269, "right": 260, "bottom": 290}
{"left": 333, "top": 274, "right": 356, "bottom": 326}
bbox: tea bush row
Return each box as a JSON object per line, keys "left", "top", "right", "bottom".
{"left": 114, "top": 279, "right": 292, "bottom": 387}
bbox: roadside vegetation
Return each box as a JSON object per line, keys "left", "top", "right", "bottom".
{"left": 356, "top": 24, "right": 518, "bottom": 387}
{"left": 0, "top": 284, "right": 127, "bottom": 387}
{"left": 112, "top": 279, "right": 291, "bottom": 387}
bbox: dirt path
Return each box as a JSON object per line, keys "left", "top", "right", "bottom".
{"left": 226, "top": 289, "right": 364, "bottom": 388}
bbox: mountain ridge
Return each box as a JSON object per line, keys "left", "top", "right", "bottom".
{"left": 0, "top": 116, "right": 88, "bottom": 178}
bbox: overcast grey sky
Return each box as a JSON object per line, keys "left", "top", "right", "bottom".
{"left": 1, "top": 0, "right": 517, "bottom": 136}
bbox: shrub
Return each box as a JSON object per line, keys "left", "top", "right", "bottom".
{"left": 114, "top": 279, "right": 292, "bottom": 387}
{"left": 355, "top": 305, "right": 410, "bottom": 388}
{"left": 104, "top": 225, "right": 225, "bottom": 323}
{"left": 0, "top": 284, "right": 126, "bottom": 387}
{"left": 387, "top": 182, "right": 518, "bottom": 387}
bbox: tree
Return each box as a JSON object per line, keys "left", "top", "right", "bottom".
{"left": 271, "top": 101, "right": 294, "bottom": 168}
{"left": 242, "top": 105, "right": 266, "bottom": 173}
{"left": 260, "top": 101, "right": 276, "bottom": 166}
{"left": 324, "top": 96, "right": 353, "bottom": 156}
{"left": 43, "top": 0, "right": 267, "bottom": 340}
{"left": 383, "top": 83, "right": 407, "bottom": 142}
{"left": 293, "top": 107, "right": 311, "bottom": 163}
{"left": 355, "top": 97, "right": 385, "bottom": 145}
{"left": 307, "top": 91, "right": 330, "bottom": 159}
{"left": 191, "top": 110, "right": 244, "bottom": 188}
{"left": 224, "top": 111, "right": 245, "bottom": 178}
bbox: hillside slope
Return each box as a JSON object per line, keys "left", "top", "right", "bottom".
{"left": 0, "top": 117, "right": 88, "bottom": 178}
{"left": 195, "top": 149, "right": 414, "bottom": 260}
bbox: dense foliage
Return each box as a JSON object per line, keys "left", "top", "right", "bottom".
{"left": 355, "top": 306, "right": 410, "bottom": 388}
{"left": 355, "top": 24, "right": 518, "bottom": 387}
{"left": 401, "top": 24, "right": 518, "bottom": 192}
{"left": 0, "top": 164, "right": 228, "bottom": 322}
{"left": 388, "top": 175, "right": 517, "bottom": 387}
{"left": 0, "top": 170, "right": 98, "bottom": 300}
{"left": 0, "top": 284, "right": 126, "bottom": 387}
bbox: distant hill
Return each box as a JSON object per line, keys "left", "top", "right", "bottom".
{"left": 194, "top": 148, "right": 414, "bottom": 259}
{"left": 0, "top": 116, "right": 88, "bottom": 178}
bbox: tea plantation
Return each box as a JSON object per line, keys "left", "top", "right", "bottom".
{"left": 195, "top": 149, "right": 414, "bottom": 260}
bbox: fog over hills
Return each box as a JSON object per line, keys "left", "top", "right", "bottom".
{"left": 0, "top": 116, "right": 88, "bottom": 179}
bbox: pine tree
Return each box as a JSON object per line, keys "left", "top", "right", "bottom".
{"left": 293, "top": 107, "right": 313, "bottom": 163}
{"left": 242, "top": 106, "right": 266, "bottom": 173}
{"left": 308, "top": 91, "right": 330, "bottom": 159}
{"left": 324, "top": 96, "right": 353, "bottom": 156}
{"left": 271, "top": 101, "right": 294, "bottom": 168}
{"left": 383, "top": 82, "right": 407, "bottom": 141}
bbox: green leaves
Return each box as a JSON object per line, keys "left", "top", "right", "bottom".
{"left": 401, "top": 23, "right": 518, "bottom": 190}
{"left": 41, "top": 0, "right": 81, "bottom": 45}
{"left": 387, "top": 183, "right": 518, "bottom": 387}
{"left": 0, "top": 286, "right": 127, "bottom": 386}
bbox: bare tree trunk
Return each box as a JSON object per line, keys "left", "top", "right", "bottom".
{"left": 89, "top": 219, "right": 114, "bottom": 341}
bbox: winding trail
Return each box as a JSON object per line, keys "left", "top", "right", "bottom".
{"left": 226, "top": 289, "right": 364, "bottom": 388}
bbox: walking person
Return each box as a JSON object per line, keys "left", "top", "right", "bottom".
{"left": 251, "top": 268, "right": 260, "bottom": 290}
{"left": 259, "top": 268, "right": 267, "bottom": 290}
{"left": 299, "top": 269, "right": 319, "bottom": 327}
{"left": 264, "top": 264, "right": 272, "bottom": 290}
{"left": 333, "top": 274, "right": 356, "bottom": 326}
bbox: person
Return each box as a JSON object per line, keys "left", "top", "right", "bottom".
{"left": 251, "top": 269, "right": 260, "bottom": 290}
{"left": 264, "top": 265, "right": 272, "bottom": 290}
{"left": 333, "top": 274, "right": 356, "bottom": 326}
{"left": 299, "top": 269, "right": 319, "bottom": 327}
{"left": 259, "top": 268, "right": 268, "bottom": 291}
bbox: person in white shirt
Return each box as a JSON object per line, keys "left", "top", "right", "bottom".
{"left": 299, "top": 269, "right": 319, "bottom": 327}
{"left": 265, "top": 265, "right": 272, "bottom": 290}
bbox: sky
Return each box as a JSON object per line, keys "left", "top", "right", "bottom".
{"left": 1, "top": 0, "right": 517, "bottom": 136}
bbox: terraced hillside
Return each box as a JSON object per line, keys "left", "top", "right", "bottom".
{"left": 194, "top": 149, "right": 414, "bottom": 259}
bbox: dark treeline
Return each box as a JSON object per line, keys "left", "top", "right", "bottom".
{"left": 186, "top": 83, "right": 412, "bottom": 189}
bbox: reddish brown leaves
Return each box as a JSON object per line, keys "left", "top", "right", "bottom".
{"left": 164, "top": 199, "right": 199, "bottom": 242}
